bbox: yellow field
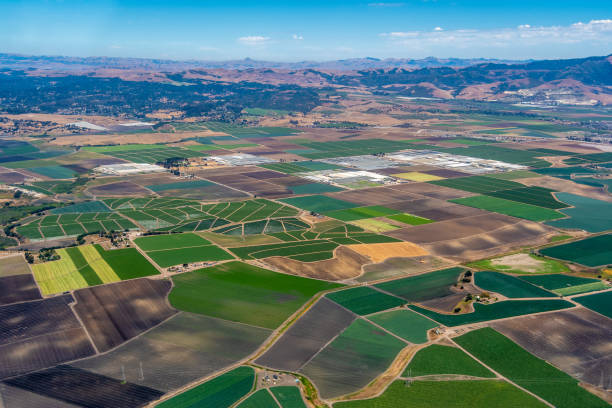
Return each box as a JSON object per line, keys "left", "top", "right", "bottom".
{"left": 31, "top": 248, "right": 88, "bottom": 295}
{"left": 350, "top": 219, "right": 399, "bottom": 233}
{"left": 79, "top": 245, "right": 120, "bottom": 283}
{"left": 347, "top": 242, "right": 429, "bottom": 263}
{"left": 393, "top": 172, "right": 444, "bottom": 182}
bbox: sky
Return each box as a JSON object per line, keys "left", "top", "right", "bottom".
{"left": 1, "top": 0, "right": 611, "bottom": 61}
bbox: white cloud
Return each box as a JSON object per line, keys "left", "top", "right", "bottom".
{"left": 237, "top": 36, "right": 271, "bottom": 45}
{"left": 292, "top": 34, "right": 304, "bottom": 40}
{"left": 380, "top": 19, "right": 612, "bottom": 50}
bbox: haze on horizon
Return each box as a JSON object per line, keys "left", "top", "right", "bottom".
{"left": 1, "top": 0, "right": 611, "bottom": 62}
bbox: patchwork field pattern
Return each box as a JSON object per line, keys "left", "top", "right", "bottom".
{"left": 539, "top": 234, "right": 612, "bottom": 267}
{"left": 404, "top": 344, "right": 494, "bottom": 378}
{"left": 474, "top": 271, "right": 557, "bottom": 298}
{"left": 84, "top": 144, "right": 206, "bottom": 163}
{"left": 326, "top": 286, "right": 405, "bottom": 315}
{"left": 367, "top": 309, "right": 438, "bottom": 344}
{"left": 455, "top": 328, "right": 609, "bottom": 408}
{"left": 519, "top": 274, "right": 607, "bottom": 296}
{"left": 300, "top": 318, "right": 406, "bottom": 398}
{"left": 450, "top": 195, "right": 562, "bottom": 221}
{"left": 169, "top": 261, "right": 342, "bottom": 329}
{"left": 375, "top": 267, "right": 464, "bottom": 302}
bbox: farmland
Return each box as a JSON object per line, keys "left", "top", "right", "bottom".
{"left": 31, "top": 244, "right": 159, "bottom": 295}
{"left": 450, "top": 195, "right": 562, "bottom": 221}
{"left": 539, "top": 234, "right": 612, "bottom": 267}
{"left": 573, "top": 291, "right": 612, "bottom": 319}
{"left": 404, "top": 344, "right": 494, "bottom": 377}
{"left": 474, "top": 271, "right": 557, "bottom": 298}
{"left": 519, "top": 274, "right": 607, "bottom": 296}
{"left": 156, "top": 366, "right": 255, "bottom": 408}
{"left": 168, "top": 261, "right": 342, "bottom": 328}
{"left": 367, "top": 309, "right": 438, "bottom": 343}
{"left": 300, "top": 318, "right": 406, "bottom": 398}
{"left": 410, "top": 299, "right": 574, "bottom": 326}
{"left": 333, "top": 380, "right": 547, "bottom": 408}
{"left": 326, "top": 286, "right": 406, "bottom": 315}
{"left": 455, "top": 328, "right": 609, "bottom": 408}
{"left": 375, "top": 267, "right": 464, "bottom": 302}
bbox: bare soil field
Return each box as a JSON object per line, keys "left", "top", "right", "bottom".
{"left": 73, "top": 312, "right": 271, "bottom": 392}
{"left": 2, "top": 365, "right": 163, "bottom": 408}
{"left": 424, "top": 220, "right": 553, "bottom": 261}
{"left": 0, "top": 254, "right": 31, "bottom": 277}
{"left": 521, "top": 176, "right": 612, "bottom": 203}
{"left": 492, "top": 308, "right": 612, "bottom": 393}
{"left": 266, "top": 175, "right": 312, "bottom": 187}
{"left": 263, "top": 246, "right": 370, "bottom": 280}
{"left": 347, "top": 242, "right": 429, "bottom": 263}
{"left": 0, "top": 274, "right": 42, "bottom": 305}
{"left": 255, "top": 297, "right": 356, "bottom": 371}
{"left": 327, "top": 187, "right": 422, "bottom": 206}
{"left": 73, "top": 278, "right": 177, "bottom": 352}
{"left": 387, "top": 213, "right": 518, "bottom": 244}
{"left": 388, "top": 182, "right": 476, "bottom": 200}
{"left": 410, "top": 204, "right": 486, "bottom": 222}
{"left": 89, "top": 181, "right": 153, "bottom": 197}
{"left": 357, "top": 256, "right": 452, "bottom": 282}
{"left": 0, "top": 328, "right": 95, "bottom": 379}
{"left": 0, "top": 170, "right": 29, "bottom": 183}
{"left": 0, "top": 383, "right": 79, "bottom": 408}
{"left": 425, "top": 168, "right": 472, "bottom": 178}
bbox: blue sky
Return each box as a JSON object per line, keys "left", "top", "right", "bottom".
{"left": 1, "top": 0, "right": 611, "bottom": 61}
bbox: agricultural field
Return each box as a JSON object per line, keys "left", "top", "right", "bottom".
{"left": 404, "top": 344, "right": 494, "bottom": 378}
{"left": 468, "top": 252, "right": 570, "bottom": 274}
{"left": 156, "top": 366, "right": 255, "bottom": 408}
{"left": 333, "top": 380, "right": 547, "bottom": 408}
{"left": 280, "top": 194, "right": 359, "bottom": 213}
{"left": 519, "top": 274, "right": 608, "bottom": 296}
{"left": 134, "top": 232, "right": 234, "bottom": 267}
{"left": 539, "top": 234, "right": 612, "bottom": 267}
{"left": 545, "top": 193, "right": 612, "bottom": 232}
{"left": 410, "top": 299, "right": 574, "bottom": 326}
{"left": 168, "top": 261, "right": 342, "bottom": 329}
{"left": 31, "top": 244, "right": 159, "bottom": 295}
{"left": 270, "top": 387, "right": 307, "bottom": 408}
{"left": 474, "top": 271, "right": 557, "bottom": 298}
{"left": 0, "top": 273, "right": 41, "bottom": 306}
{"left": 455, "top": 328, "right": 609, "bottom": 408}
{"left": 450, "top": 195, "right": 563, "bottom": 221}
{"left": 573, "top": 291, "right": 612, "bottom": 319}
{"left": 367, "top": 309, "right": 438, "bottom": 343}
{"left": 430, "top": 175, "right": 523, "bottom": 194}
{"left": 83, "top": 144, "right": 206, "bottom": 163}
{"left": 300, "top": 318, "right": 406, "bottom": 398}
{"left": 326, "top": 286, "right": 406, "bottom": 315}
{"left": 375, "top": 267, "right": 465, "bottom": 302}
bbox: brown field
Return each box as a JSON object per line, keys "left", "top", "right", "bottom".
{"left": 0, "top": 254, "right": 31, "bottom": 277}
{"left": 388, "top": 182, "right": 476, "bottom": 200}
{"left": 88, "top": 181, "right": 153, "bottom": 196}
{"left": 419, "top": 293, "right": 466, "bottom": 313}
{"left": 347, "top": 242, "right": 429, "bottom": 263}
{"left": 410, "top": 204, "right": 486, "bottom": 222}
{"left": 492, "top": 308, "right": 612, "bottom": 395}
{"left": 0, "top": 170, "right": 29, "bottom": 183}
{"left": 387, "top": 213, "right": 519, "bottom": 244}
{"left": 0, "top": 274, "right": 41, "bottom": 306}
{"left": 73, "top": 278, "right": 177, "bottom": 352}
{"left": 327, "top": 186, "right": 422, "bottom": 206}
{"left": 357, "top": 256, "right": 453, "bottom": 282}
{"left": 423, "top": 168, "right": 472, "bottom": 179}
{"left": 263, "top": 246, "right": 370, "bottom": 281}
{"left": 266, "top": 175, "right": 313, "bottom": 187}
{"left": 423, "top": 220, "right": 554, "bottom": 261}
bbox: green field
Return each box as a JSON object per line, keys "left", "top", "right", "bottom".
{"left": 169, "top": 261, "right": 342, "bottom": 328}
{"left": 539, "top": 234, "right": 612, "bottom": 267}
{"left": 451, "top": 195, "right": 562, "bottom": 221}
{"left": 237, "top": 389, "right": 279, "bottom": 408}
{"left": 280, "top": 195, "right": 359, "bottom": 213}
{"left": 545, "top": 193, "right": 612, "bottom": 232}
{"left": 270, "top": 387, "right": 306, "bottom": 408}
{"left": 157, "top": 366, "right": 255, "bottom": 408}
{"left": 488, "top": 170, "right": 540, "bottom": 180}
{"left": 487, "top": 186, "right": 568, "bottom": 209}
{"left": 204, "top": 122, "right": 300, "bottom": 138}
{"left": 455, "top": 328, "right": 609, "bottom": 408}
{"left": 403, "top": 344, "right": 494, "bottom": 378}
{"left": 146, "top": 245, "right": 234, "bottom": 267}
{"left": 410, "top": 299, "right": 573, "bottom": 326}
{"left": 27, "top": 165, "right": 77, "bottom": 179}
{"left": 229, "top": 239, "right": 339, "bottom": 261}
{"left": 386, "top": 213, "right": 434, "bottom": 225}
{"left": 326, "top": 286, "right": 405, "bottom": 315}
{"left": 474, "top": 271, "right": 557, "bottom": 298}
{"left": 367, "top": 309, "right": 438, "bottom": 343}
{"left": 51, "top": 200, "right": 111, "bottom": 214}
{"left": 519, "top": 274, "right": 607, "bottom": 296}
{"left": 430, "top": 175, "right": 523, "bottom": 194}
{"left": 300, "top": 318, "right": 406, "bottom": 398}
{"left": 84, "top": 144, "right": 205, "bottom": 163}
{"left": 295, "top": 139, "right": 414, "bottom": 159}
{"left": 134, "top": 233, "right": 210, "bottom": 251}
{"left": 333, "top": 380, "right": 547, "bottom": 408}
{"left": 375, "top": 267, "right": 464, "bottom": 302}
{"left": 325, "top": 206, "right": 399, "bottom": 221}
{"left": 573, "top": 291, "right": 612, "bottom": 318}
